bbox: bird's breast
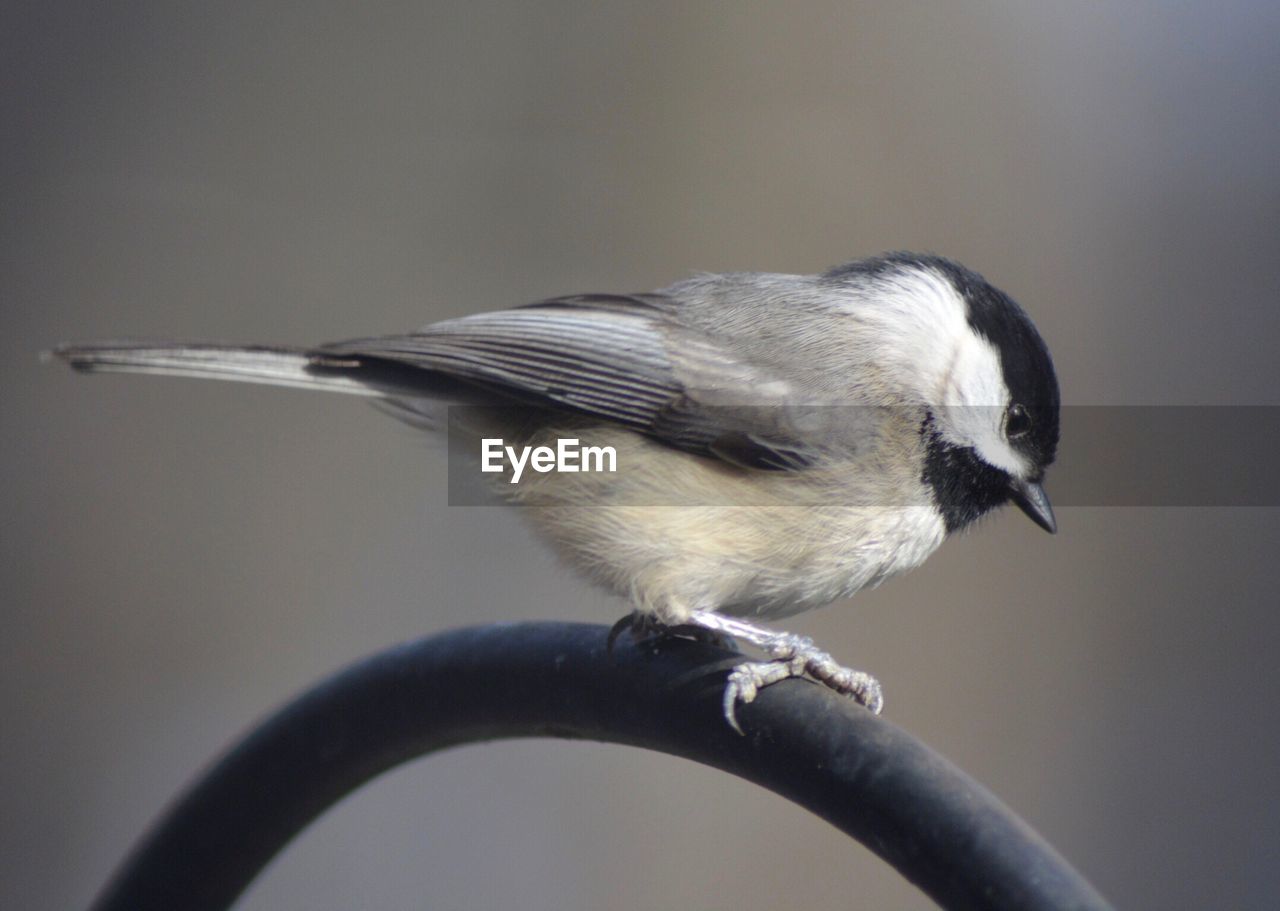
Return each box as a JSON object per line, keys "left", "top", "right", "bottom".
{"left": 496, "top": 422, "right": 948, "bottom": 620}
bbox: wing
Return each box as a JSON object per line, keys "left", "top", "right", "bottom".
{"left": 322, "top": 295, "right": 675, "bottom": 427}
{"left": 322, "top": 293, "right": 819, "bottom": 468}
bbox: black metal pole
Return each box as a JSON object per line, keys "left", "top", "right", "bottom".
{"left": 88, "top": 622, "right": 1113, "bottom": 911}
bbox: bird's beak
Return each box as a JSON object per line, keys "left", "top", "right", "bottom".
{"left": 1009, "top": 479, "right": 1057, "bottom": 534}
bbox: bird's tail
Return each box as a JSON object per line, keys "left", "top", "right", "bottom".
{"left": 48, "top": 341, "right": 445, "bottom": 398}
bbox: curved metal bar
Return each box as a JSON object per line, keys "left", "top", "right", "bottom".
{"left": 88, "top": 622, "right": 1112, "bottom": 911}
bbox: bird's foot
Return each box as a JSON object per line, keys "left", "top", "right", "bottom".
{"left": 686, "top": 610, "right": 883, "bottom": 734}
{"left": 606, "top": 611, "right": 656, "bottom": 652}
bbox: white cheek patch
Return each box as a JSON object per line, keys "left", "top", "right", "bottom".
{"left": 941, "top": 331, "right": 1030, "bottom": 477}
{"left": 834, "top": 264, "right": 1032, "bottom": 478}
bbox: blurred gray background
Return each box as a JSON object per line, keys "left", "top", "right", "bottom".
{"left": 4, "top": 2, "right": 1279, "bottom": 909}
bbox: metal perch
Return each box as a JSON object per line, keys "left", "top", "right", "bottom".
{"left": 87, "top": 622, "right": 1113, "bottom": 911}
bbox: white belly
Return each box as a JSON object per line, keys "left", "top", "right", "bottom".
{"left": 496, "top": 421, "right": 947, "bottom": 621}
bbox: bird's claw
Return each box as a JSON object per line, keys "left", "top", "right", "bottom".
{"left": 723, "top": 661, "right": 795, "bottom": 734}
{"left": 721, "top": 635, "right": 884, "bottom": 734}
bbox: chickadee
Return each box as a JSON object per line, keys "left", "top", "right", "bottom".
{"left": 54, "top": 252, "right": 1059, "bottom": 731}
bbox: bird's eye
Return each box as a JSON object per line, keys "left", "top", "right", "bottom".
{"left": 1006, "top": 403, "right": 1032, "bottom": 439}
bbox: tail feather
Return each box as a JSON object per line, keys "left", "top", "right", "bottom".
{"left": 50, "top": 341, "right": 424, "bottom": 398}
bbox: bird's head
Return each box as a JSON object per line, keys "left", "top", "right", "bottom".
{"left": 828, "top": 253, "right": 1060, "bottom": 533}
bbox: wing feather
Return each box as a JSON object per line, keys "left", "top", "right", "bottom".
{"left": 322, "top": 297, "right": 681, "bottom": 429}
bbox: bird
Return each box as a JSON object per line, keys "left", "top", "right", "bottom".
{"left": 53, "top": 252, "right": 1060, "bottom": 731}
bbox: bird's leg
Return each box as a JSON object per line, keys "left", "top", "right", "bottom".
{"left": 606, "top": 609, "right": 737, "bottom": 653}
{"left": 685, "top": 610, "right": 884, "bottom": 734}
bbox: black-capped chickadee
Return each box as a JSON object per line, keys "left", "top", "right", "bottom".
{"left": 54, "top": 252, "right": 1059, "bottom": 731}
